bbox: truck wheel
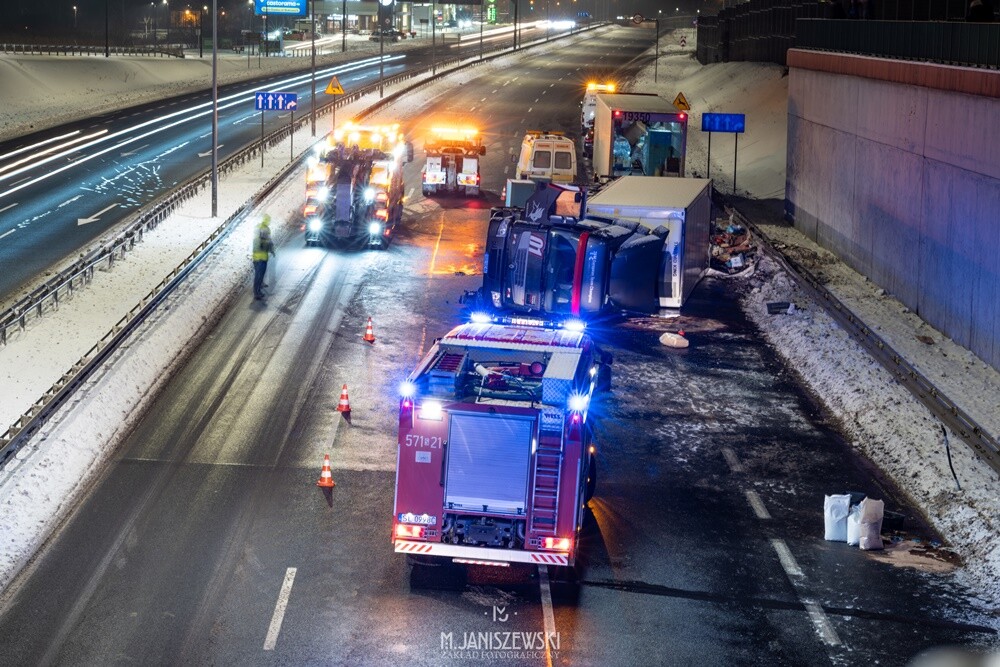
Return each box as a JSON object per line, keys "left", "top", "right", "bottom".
{"left": 585, "top": 453, "right": 597, "bottom": 502}
{"left": 547, "top": 564, "right": 581, "bottom": 603}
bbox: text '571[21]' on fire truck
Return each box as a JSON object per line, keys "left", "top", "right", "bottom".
{"left": 392, "top": 319, "right": 611, "bottom": 570}
{"left": 303, "top": 121, "right": 413, "bottom": 250}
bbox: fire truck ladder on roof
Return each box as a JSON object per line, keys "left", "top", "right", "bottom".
{"left": 529, "top": 434, "right": 563, "bottom": 536}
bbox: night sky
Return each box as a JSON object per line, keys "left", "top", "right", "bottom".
{"left": 0, "top": 0, "right": 709, "bottom": 39}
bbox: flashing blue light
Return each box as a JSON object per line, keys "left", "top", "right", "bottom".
{"left": 568, "top": 394, "right": 589, "bottom": 412}
{"left": 470, "top": 312, "right": 493, "bottom": 324}
{"left": 400, "top": 381, "right": 416, "bottom": 398}
{"left": 563, "top": 319, "right": 586, "bottom": 332}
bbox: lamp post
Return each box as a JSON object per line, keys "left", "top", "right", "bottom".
{"left": 211, "top": 0, "right": 219, "bottom": 217}
{"left": 479, "top": 7, "right": 483, "bottom": 60}
{"left": 342, "top": 0, "right": 347, "bottom": 52}
{"left": 105, "top": 0, "right": 110, "bottom": 57}
{"left": 247, "top": 0, "right": 253, "bottom": 68}
{"left": 150, "top": 2, "right": 156, "bottom": 44}
{"left": 199, "top": 5, "right": 207, "bottom": 58}
{"left": 310, "top": 0, "right": 316, "bottom": 136}
{"left": 431, "top": 0, "right": 436, "bottom": 74}
{"left": 73, "top": 5, "right": 78, "bottom": 28}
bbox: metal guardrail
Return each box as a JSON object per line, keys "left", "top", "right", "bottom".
{"left": 1, "top": 43, "right": 184, "bottom": 57}
{"left": 722, "top": 199, "right": 1000, "bottom": 477}
{"left": 0, "top": 25, "right": 599, "bottom": 467}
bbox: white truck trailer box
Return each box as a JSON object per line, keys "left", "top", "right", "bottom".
{"left": 592, "top": 93, "right": 688, "bottom": 180}
{"left": 586, "top": 176, "right": 712, "bottom": 310}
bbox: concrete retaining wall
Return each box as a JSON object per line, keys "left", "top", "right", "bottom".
{"left": 785, "top": 50, "right": 1000, "bottom": 371}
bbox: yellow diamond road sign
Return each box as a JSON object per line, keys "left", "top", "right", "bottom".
{"left": 325, "top": 76, "right": 345, "bottom": 95}
{"left": 673, "top": 92, "right": 691, "bottom": 111}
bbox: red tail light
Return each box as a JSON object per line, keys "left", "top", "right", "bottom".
{"left": 375, "top": 208, "right": 389, "bottom": 221}
{"left": 396, "top": 524, "right": 426, "bottom": 539}
{"left": 543, "top": 537, "right": 571, "bottom": 551}
{"left": 375, "top": 191, "right": 389, "bottom": 204}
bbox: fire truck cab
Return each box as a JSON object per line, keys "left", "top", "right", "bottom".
{"left": 392, "top": 320, "right": 610, "bottom": 570}
{"left": 421, "top": 127, "right": 485, "bottom": 197}
{"left": 303, "top": 122, "right": 411, "bottom": 250}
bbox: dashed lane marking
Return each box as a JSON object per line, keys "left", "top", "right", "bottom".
{"left": 0, "top": 229, "right": 15, "bottom": 240}
{"left": 805, "top": 602, "right": 842, "bottom": 647}
{"left": 538, "top": 566, "right": 556, "bottom": 667}
{"left": 745, "top": 490, "right": 771, "bottom": 520}
{"left": 0, "top": 203, "right": 18, "bottom": 213}
{"left": 263, "top": 568, "right": 297, "bottom": 651}
{"left": 722, "top": 447, "right": 744, "bottom": 473}
{"left": 770, "top": 538, "right": 802, "bottom": 577}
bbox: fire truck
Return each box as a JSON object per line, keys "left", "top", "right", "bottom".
{"left": 420, "top": 126, "right": 485, "bottom": 197}
{"left": 392, "top": 320, "right": 610, "bottom": 570}
{"left": 303, "top": 122, "right": 412, "bottom": 249}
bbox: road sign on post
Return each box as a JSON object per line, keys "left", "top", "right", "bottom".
{"left": 255, "top": 91, "right": 299, "bottom": 167}
{"left": 701, "top": 113, "right": 746, "bottom": 194}
{"left": 325, "top": 76, "right": 345, "bottom": 134}
{"left": 255, "top": 91, "right": 298, "bottom": 111}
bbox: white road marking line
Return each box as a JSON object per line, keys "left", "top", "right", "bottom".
{"left": 263, "top": 567, "right": 297, "bottom": 651}
{"left": 549, "top": 83, "right": 555, "bottom": 87}
{"left": 745, "top": 490, "right": 771, "bottom": 520}
{"left": 469, "top": 106, "right": 477, "bottom": 112}
{"left": 492, "top": 89, "right": 498, "bottom": 94}
{"left": 770, "top": 539, "right": 803, "bottom": 577}
{"left": 527, "top": 107, "right": 533, "bottom": 113}
{"left": 538, "top": 566, "right": 556, "bottom": 667}
{"left": 0, "top": 203, "right": 18, "bottom": 213}
{"left": 534, "top": 98, "right": 539, "bottom": 103}
{"left": 0, "top": 229, "right": 15, "bottom": 240}
{"left": 480, "top": 97, "right": 487, "bottom": 102}
{"left": 804, "top": 601, "right": 842, "bottom": 646}
{"left": 722, "top": 447, "right": 744, "bottom": 473}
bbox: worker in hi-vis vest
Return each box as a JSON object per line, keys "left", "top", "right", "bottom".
{"left": 252, "top": 214, "right": 276, "bottom": 300}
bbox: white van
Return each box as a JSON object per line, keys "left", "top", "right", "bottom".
{"left": 515, "top": 131, "right": 577, "bottom": 184}
{"left": 581, "top": 81, "right": 616, "bottom": 131}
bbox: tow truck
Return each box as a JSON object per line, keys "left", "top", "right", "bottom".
{"left": 420, "top": 126, "right": 485, "bottom": 197}
{"left": 392, "top": 318, "right": 610, "bottom": 571}
{"left": 581, "top": 81, "right": 616, "bottom": 133}
{"left": 303, "top": 121, "right": 412, "bottom": 249}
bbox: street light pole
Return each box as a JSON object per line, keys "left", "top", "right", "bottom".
{"left": 151, "top": 2, "right": 156, "bottom": 45}
{"left": 342, "top": 0, "right": 347, "bottom": 52}
{"left": 310, "top": 0, "right": 316, "bottom": 136}
{"left": 479, "top": 8, "right": 483, "bottom": 60}
{"left": 211, "top": 0, "right": 219, "bottom": 217}
{"left": 199, "top": 5, "right": 205, "bottom": 58}
{"left": 105, "top": 0, "right": 110, "bottom": 57}
{"left": 73, "top": 5, "right": 78, "bottom": 29}
{"left": 431, "top": 0, "right": 436, "bottom": 75}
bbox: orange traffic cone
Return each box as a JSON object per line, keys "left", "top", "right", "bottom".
{"left": 337, "top": 384, "right": 351, "bottom": 413}
{"left": 317, "top": 453, "right": 336, "bottom": 488}
{"left": 362, "top": 317, "right": 376, "bottom": 344}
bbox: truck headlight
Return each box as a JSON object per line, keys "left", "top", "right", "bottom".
{"left": 368, "top": 222, "right": 382, "bottom": 235}
{"left": 308, "top": 218, "right": 323, "bottom": 233}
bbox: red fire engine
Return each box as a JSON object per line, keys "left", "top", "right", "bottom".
{"left": 392, "top": 319, "right": 610, "bottom": 569}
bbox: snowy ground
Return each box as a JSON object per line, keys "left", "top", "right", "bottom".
{"left": 1, "top": 26, "right": 999, "bottom": 637}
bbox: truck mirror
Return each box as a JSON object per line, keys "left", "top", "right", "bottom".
{"left": 574, "top": 191, "right": 582, "bottom": 203}
{"left": 406, "top": 142, "right": 415, "bottom": 163}
{"left": 480, "top": 146, "right": 487, "bottom": 156}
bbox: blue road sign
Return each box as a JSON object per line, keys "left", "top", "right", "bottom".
{"left": 254, "top": 0, "right": 307, "bottom": 16}
{"left": 701, "top": 113, "right": 746, "bottom": 133}
{"left": 254, "top": 91, "right": 298, "bottom": 112}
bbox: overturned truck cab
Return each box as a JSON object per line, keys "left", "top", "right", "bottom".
{"left": 476, "top": 176, "right": 712, "bottom": 317}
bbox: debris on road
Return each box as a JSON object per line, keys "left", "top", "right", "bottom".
{"left": 709, "top": 215, "right": 757, "bottom": 277}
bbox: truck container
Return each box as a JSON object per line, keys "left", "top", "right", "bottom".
{"left": 392, "top": 321, "right": 610, "bottom": 569}
{"left": 592, "top": 93, "right": 688, "bottom": 180}
{"left": 585, "top": 176, "right": 712, "bottom": 310}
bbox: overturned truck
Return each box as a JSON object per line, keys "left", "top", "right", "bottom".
{"left": 475, "top": 176, "right": 712, "bottom": 317}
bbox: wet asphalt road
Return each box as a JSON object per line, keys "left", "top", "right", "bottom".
{"left": 0, "top": 25, "right": 996, "bottom": 667}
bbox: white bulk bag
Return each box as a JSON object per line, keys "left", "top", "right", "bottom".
{"left": 859, "top": 498, "right": 885, "bottom": 551}
{"left": 823, "top": 494, "right": 851, "bottom": 542}
{"left": 846, "top": 504, "right": 862, "bottom": 546}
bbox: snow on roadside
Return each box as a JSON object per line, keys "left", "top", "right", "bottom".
{"left": 741, "top": 255, "right": 1000, "bottom": 619}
